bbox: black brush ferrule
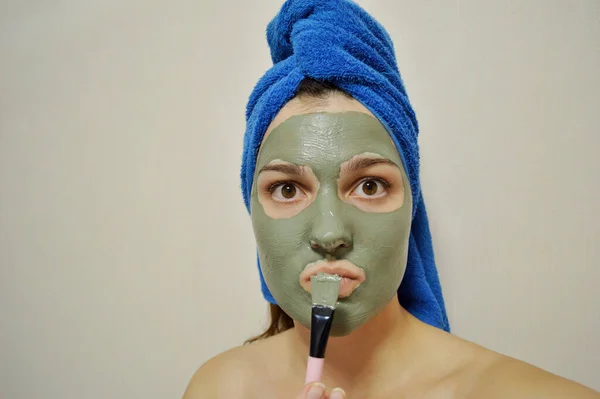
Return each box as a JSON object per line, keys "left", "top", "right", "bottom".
{"left": 309, "top": 305, "right": 335, "bottom": 358}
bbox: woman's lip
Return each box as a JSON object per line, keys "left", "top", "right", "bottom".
{"left": 299, "top": 260, "right": 366, "bottom": 298}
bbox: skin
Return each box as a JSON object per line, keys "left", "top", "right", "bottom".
{"left": 183, "top": 94, "right": 600, "bottom": 399}
{"left": 250, "top": 111, "right": 412, "bottom": 335}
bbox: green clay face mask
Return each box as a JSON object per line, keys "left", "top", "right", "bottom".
{"left": 250, "top": 112, "right": 413, "bottom": 336}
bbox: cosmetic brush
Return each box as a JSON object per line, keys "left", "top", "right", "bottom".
{"left": 305, "top": 272, "right": 341, "bottom": 384}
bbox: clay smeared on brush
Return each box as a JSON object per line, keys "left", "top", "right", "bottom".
{"left": 310, "top": 273, "right": 342, "bottom": 308}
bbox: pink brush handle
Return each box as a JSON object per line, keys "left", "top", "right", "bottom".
{"left": 305, "top": 356, "right": 325, "bottom": 384}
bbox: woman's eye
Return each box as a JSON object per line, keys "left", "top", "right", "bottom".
{"left": 351, "top": 179, "right": 388, "bottom": 198}
{"left": 270, "top": 183, "right": 306, "bottom": 202}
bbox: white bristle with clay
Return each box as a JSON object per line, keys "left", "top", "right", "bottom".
{"left": 310, "top": 272, "right": 342, "bottom": 309}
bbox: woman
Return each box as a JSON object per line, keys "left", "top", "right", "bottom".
{"left": 184, "top": 1, "right": 599, "bottom": 398}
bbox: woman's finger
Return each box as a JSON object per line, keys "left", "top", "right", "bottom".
{"left": 297, "top": 382, "right": 326, "bottom": 399}
{"left": 329, "top": 387, "right": 347, "bottom": 399}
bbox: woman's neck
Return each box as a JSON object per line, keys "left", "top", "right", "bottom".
{"left": 290, "top": 295, "right": 432, "bottom": 388}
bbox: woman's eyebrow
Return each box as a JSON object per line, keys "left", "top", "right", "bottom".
{"left": 259, "top": 163, "right": 303, "bottom": 175}
{"left": 343, "top": 157, "right": 397, "bottom": 173}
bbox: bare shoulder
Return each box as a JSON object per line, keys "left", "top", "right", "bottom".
{"left": 426, "top": 329, "right": 600, "bottom": 399}
{"left": 181, "top": 345, "right": 256, "bottom": 398}
{"left": 468, "top": 354, "right": 600, "bottom": 399}
{"left": 182, "top": 334, "right": 287, "bottom": 399}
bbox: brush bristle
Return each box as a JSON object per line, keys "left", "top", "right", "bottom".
{"left": 310, "top": 273, "right": 341, "bottom": 309}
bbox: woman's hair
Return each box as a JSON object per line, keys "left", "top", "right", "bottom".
{"left": 245, "top": 77, "right": 351, "bottom": 344}
{"left": 293, "top": 77, "right": 352, "bottom": 100}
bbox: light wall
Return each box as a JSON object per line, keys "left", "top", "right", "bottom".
{"left": 1, "top": 1, "right": 598, "bottom": 397}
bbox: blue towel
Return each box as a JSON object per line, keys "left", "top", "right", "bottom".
{"left": 240, "top": 0, "right": 449, "bottom": 332}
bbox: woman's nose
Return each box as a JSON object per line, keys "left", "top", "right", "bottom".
{"left": 309, "top": 207, "right": 353, "bottom": 258}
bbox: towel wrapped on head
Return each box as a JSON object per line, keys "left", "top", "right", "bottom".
{"left": 240, "top": 0, "right": 450, "bottom": 332}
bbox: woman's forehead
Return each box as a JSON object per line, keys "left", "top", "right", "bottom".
{"left": 262, "top": 94, "right": 376, "bottom": 143}
{"left": 257, "top": 111, "right": 401, "bottom": 168}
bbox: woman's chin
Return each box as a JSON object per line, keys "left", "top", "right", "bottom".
{"left": 329, "top": 310, "right": 369, "bottom": 337}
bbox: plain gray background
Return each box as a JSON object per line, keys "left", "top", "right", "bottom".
{"left": 1, "top": 1, "right": 599, "bottom": 397}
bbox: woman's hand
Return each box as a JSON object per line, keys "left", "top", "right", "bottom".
{"left": 296, "top": 382, "right": 347, "bottom": 399}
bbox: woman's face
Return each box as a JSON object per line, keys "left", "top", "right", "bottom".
{"left": 250, "top": 95, "right": 413, "bottom": 336}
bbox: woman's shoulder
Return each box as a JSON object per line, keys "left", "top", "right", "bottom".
{"left": 430, "top": 330, "right": 599, "bottom": 398}
{"left": 182, "top": 332, "right": 289, "bottom": 399}
{"left": 461, "top": 344, "right": 600, "bottom": 398}
{"left": 468, "top": 355, "right": 600, "bottom": 398}
{"left": 181, "top": 345, "right": 255, "bottom": 398}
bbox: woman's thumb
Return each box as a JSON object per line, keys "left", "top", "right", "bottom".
{"left": 297, "top": 382, "right": 326, "bottom": 399}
